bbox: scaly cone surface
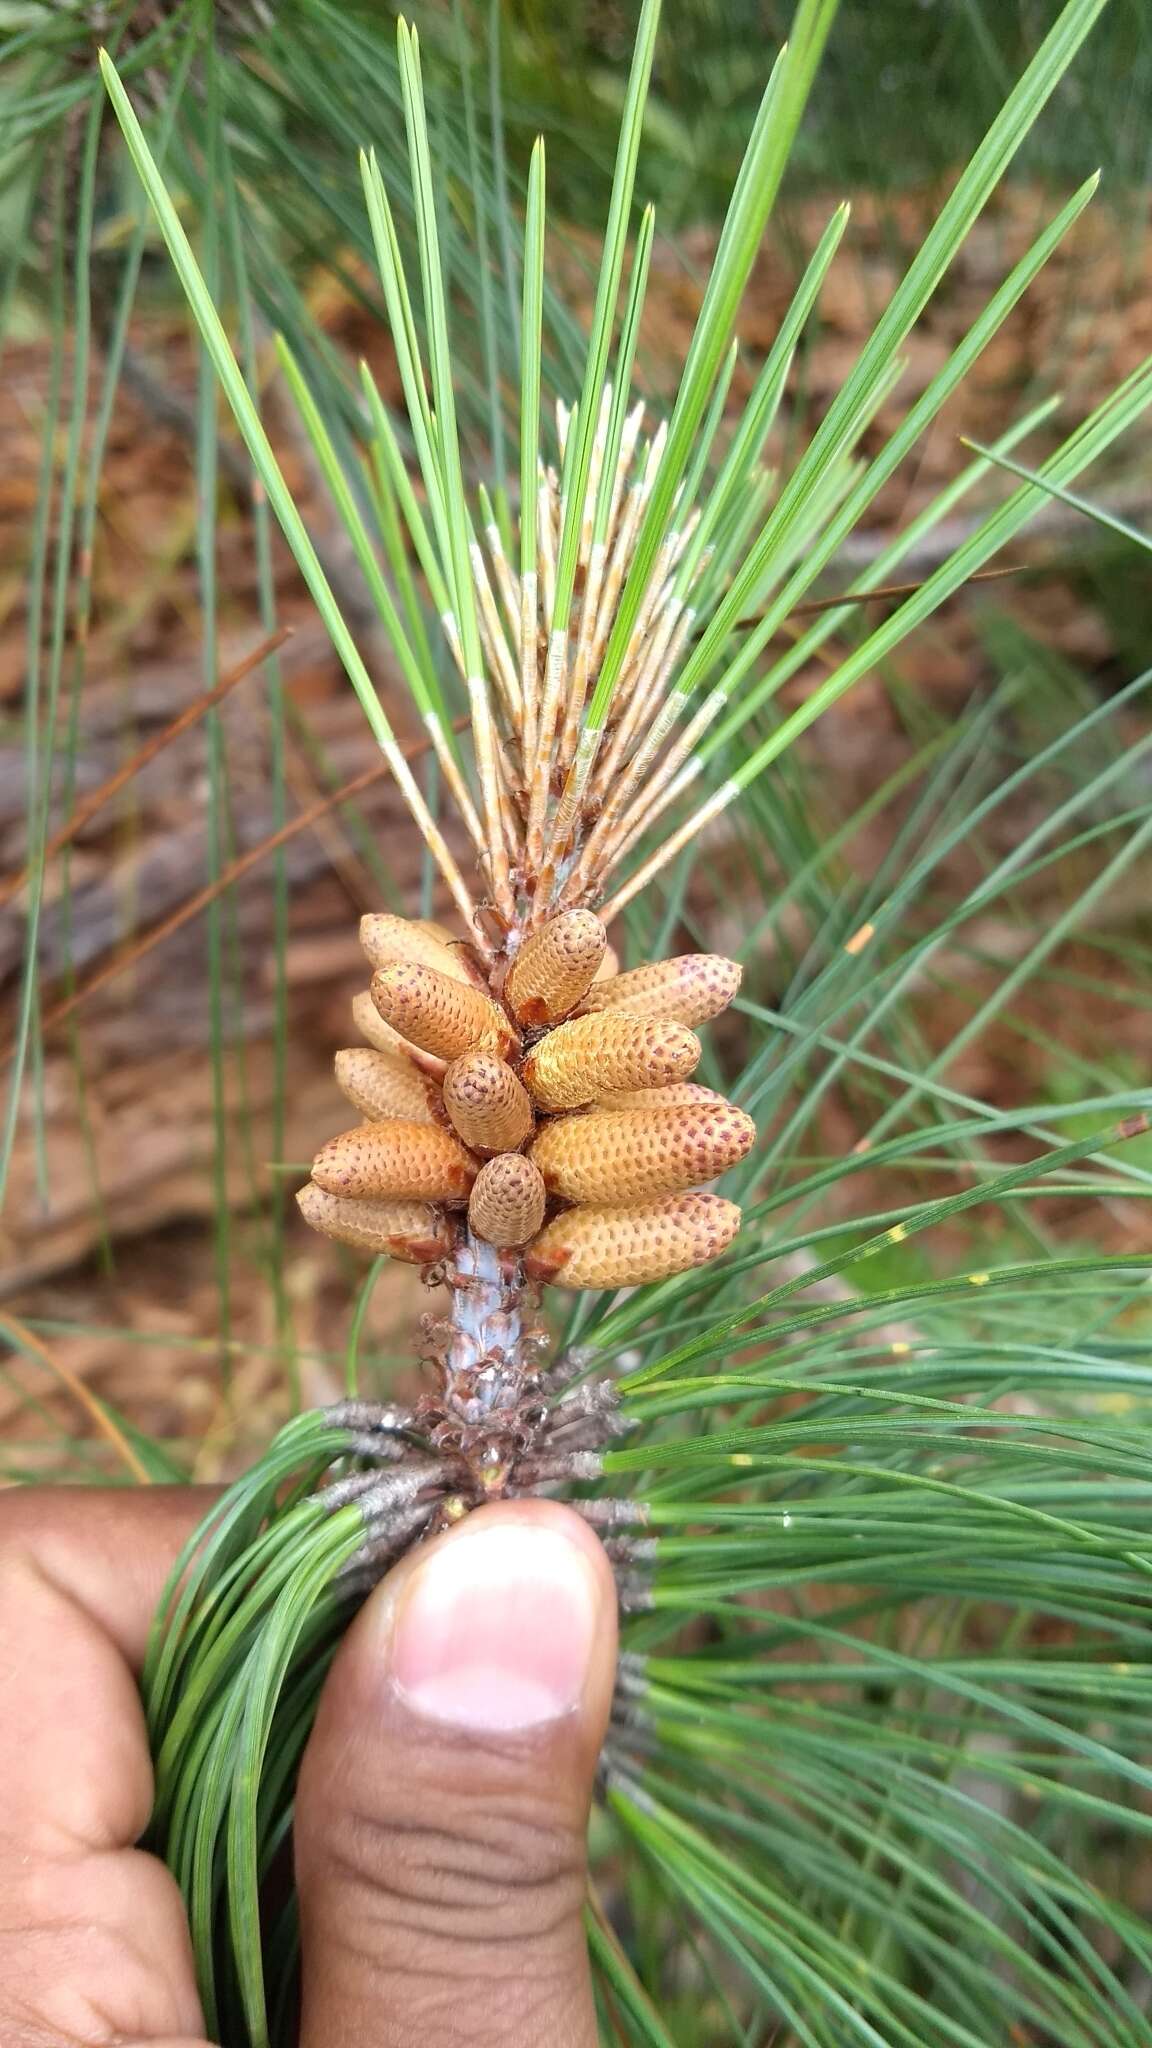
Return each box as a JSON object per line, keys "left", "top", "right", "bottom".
{"left": 299, "top": 907, "right": 745, "bottom": 1512}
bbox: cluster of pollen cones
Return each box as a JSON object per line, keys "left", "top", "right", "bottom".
{"left": 298, "top": 908, "right": 749, "bottom": 1292}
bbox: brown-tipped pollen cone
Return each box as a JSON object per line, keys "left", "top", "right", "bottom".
{"left": 442, "top": 1051, "right": 534, "bottom": 1156}
{"left": 468, "top": 1154, "right": 548, "bottom": 1247}
{"left": 350, "top": 988, "right": 447, "bottom": 1077}
{"left": 504, "top": 909, "right": 607, "bottom": 1027}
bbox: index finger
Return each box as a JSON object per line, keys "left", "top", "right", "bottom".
{"left": 0, "top": 1486, "right": 219, "bottom": 1853}
{"left": 0, "top": 1484, "right": 220, "bottom": 2045}
{"left": 0, "top": 1483, "right": 218, "bottom": 1669}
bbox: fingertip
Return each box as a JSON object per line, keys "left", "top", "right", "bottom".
{"left": 352, "top": 1498, "right": 619, "bottom": 1742}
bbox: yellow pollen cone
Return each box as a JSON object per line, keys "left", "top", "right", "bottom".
{"left": 371, "top": 962, "right": 517, "bottom": 1062}
{"left": 310, "top": 1119, "right": 478, "bottom": 1204}
{"left": 596, "top": 1082, "right": 725, "bottom": 1111}
{"left": 580, "top": 952, "right": 742, "bottom": 1026}
{"left": 359, "top": 911, "right": 485, "bottom": 987}
{"left": 531, "top": 1101, "right": 755, "bottom": 1204}
{"left": 334, "top": 1046, "right": 442, "bottom": 1125}
{"left": 525, "top": 1192, "right": 741, "bottom": 1290}
{"left": 522, "top": 1011, "right": 699, "bottom": 1111}
{"left": 297, "top": 1183, "right": 453, "bottom": 1264}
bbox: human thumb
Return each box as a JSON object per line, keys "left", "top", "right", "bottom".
{"left": 294, "top": 1497, "right": 619, "bottom": 2048}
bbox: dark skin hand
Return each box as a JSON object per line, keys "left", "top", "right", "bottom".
{"left": 0, "top": 1487, "right": 618, "bottom": 2047}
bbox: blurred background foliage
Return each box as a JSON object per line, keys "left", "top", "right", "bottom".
{"left": 494, "top": 0, "right": 1152, "bottom": 217}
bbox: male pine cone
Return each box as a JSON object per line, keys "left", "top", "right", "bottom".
{"left": 298, "top": 910, "right": 748, "bottom": 1291}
